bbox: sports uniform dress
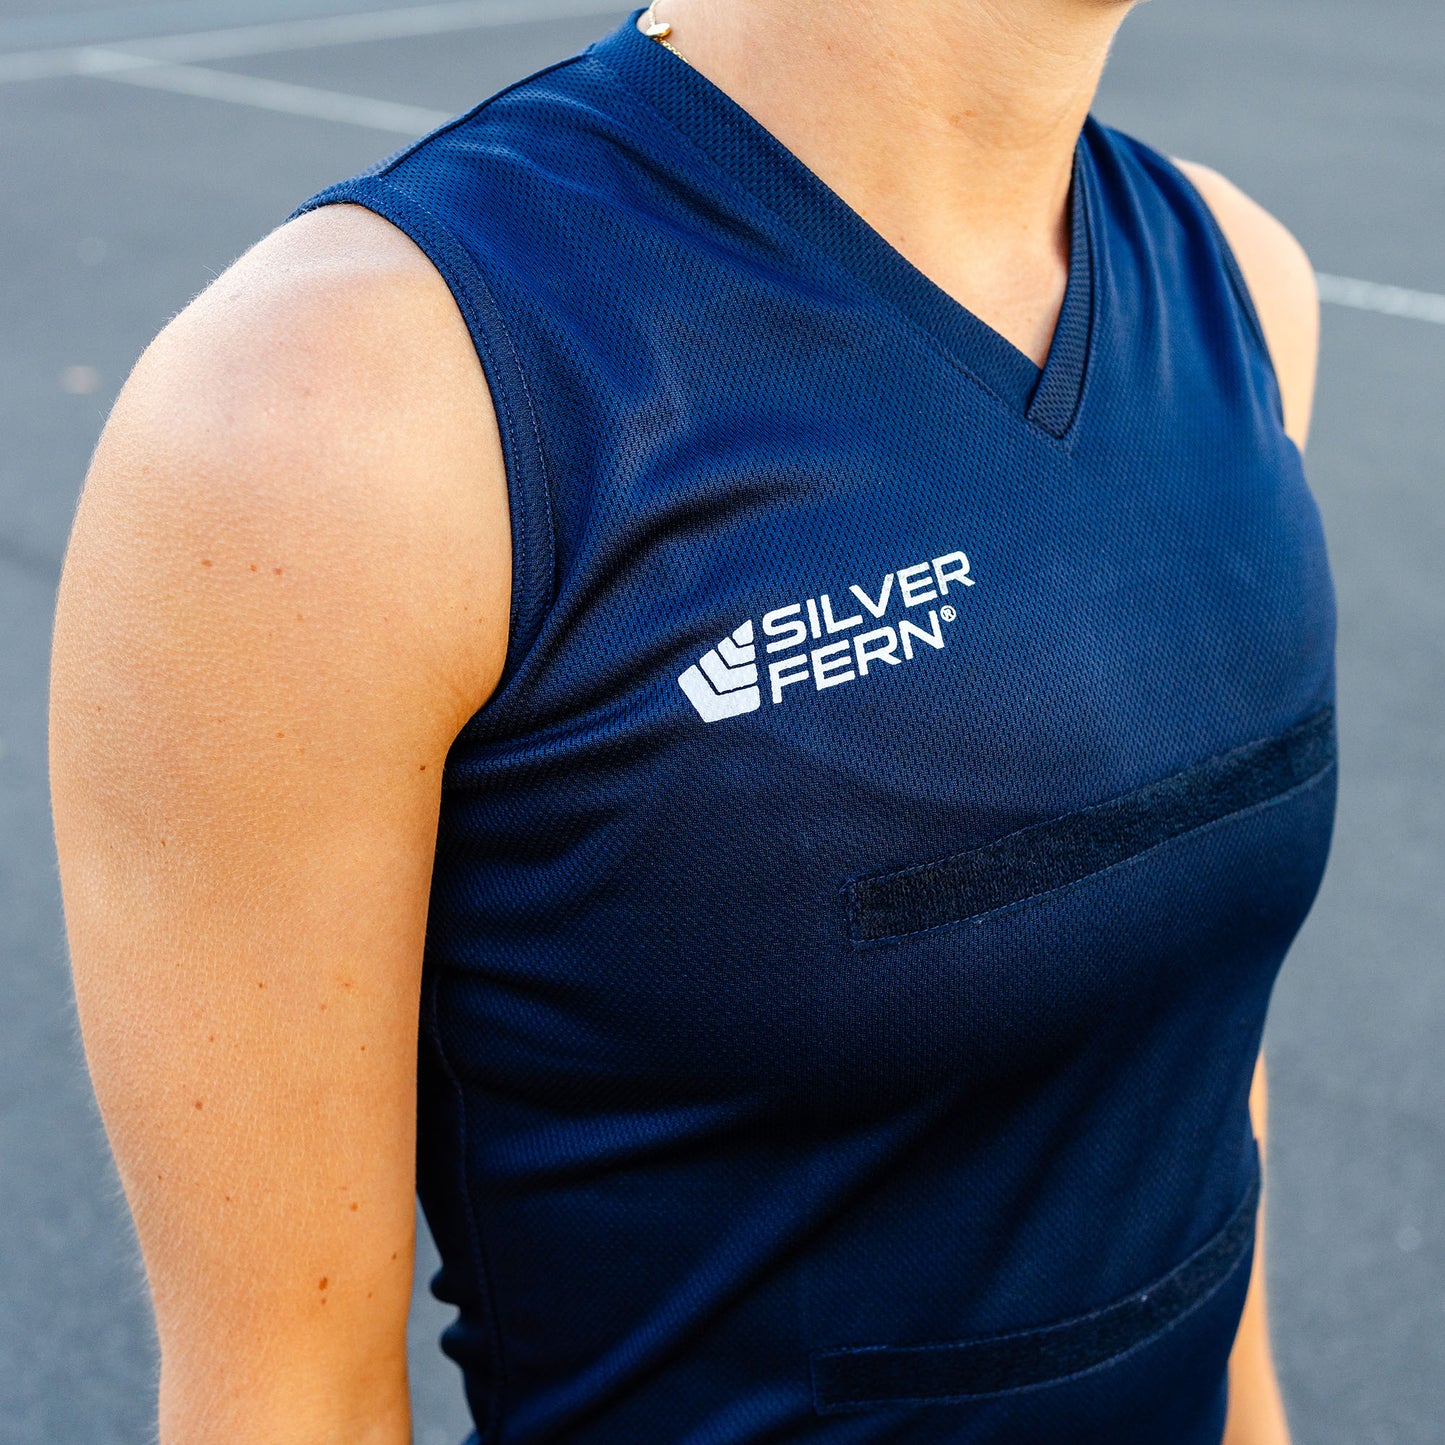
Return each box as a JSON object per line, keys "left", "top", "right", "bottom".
{"left": 293, "top": 10, "right": 1338, "bottom": 1442}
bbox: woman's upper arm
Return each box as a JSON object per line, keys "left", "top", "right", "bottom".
{"left": 1174, "top": 159, "right": 1321, "bottom": 452}
{"left": 49, "top": 205, "right": 511, "bottom": 1443}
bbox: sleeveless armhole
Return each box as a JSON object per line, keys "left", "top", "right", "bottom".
{"left": 1156, "top": 157, "right": 1291, "bottom": 436}
{"left": 289, "top": 175, "right": 558, "bottom": 705}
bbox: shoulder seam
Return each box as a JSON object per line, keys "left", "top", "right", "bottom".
{"left": 371, "top": 49, "right": 595, "bottom": 179}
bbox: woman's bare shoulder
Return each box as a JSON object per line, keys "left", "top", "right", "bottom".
{"left": 1171, "top": 160, "right": 1320, "bottom": 449}
{"left": 87, "top": 201, "right": 514, "bottom": 727}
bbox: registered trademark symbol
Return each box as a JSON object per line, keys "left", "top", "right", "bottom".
{"left": 940, "top": 605, "right": 957, "bottom": 622}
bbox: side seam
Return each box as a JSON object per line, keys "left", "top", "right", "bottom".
{"left": 423, "top": 968, "right": 510, "bottom": 1441}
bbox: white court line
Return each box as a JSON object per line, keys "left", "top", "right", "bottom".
{"left": 96, "top": 56, "right": 452, "bottom": 134}
{"left": 0, "top": 0, "right": 622, "bottom": 83}
{"left": 1316, "top": 273, "right": 1445, "bottom": 326}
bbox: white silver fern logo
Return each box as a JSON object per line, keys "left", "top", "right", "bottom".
{"left": 678, "top": 619, "right": 761, "bottom": 722}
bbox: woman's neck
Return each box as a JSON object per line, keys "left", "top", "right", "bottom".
{"left": 640, "top": 0, "right": 1136, "bottom": 364}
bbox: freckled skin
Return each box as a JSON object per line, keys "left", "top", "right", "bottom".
{"left": 53, "top": 198, "right": 509, "bottom": 1445}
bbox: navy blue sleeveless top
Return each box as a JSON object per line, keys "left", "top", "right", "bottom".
{"left": 295, "top": 11, "right": 1336, "bottom": 1442}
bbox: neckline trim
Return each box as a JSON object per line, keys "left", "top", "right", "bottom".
{"left": 592, "top": 9, "right": 1097, "bottom": 438}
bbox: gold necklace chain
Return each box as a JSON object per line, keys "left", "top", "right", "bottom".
{"left": 641, "top": 0, "right": 692, "bottom": 66}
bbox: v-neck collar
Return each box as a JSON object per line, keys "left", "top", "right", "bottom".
{"left": 592, "top": 9, "right": 1097, "bottom": 440}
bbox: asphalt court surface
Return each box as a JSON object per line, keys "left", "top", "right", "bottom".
{"left": 1, "top": 2, "right": 1442, "bottom": 1441}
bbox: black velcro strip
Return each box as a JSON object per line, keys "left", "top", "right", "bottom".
{"left": 811, "top": 1169, "right": 1260, "bottom": 1412}
{"left": 847, "top": 706, "right": 1335, "bottom": 945}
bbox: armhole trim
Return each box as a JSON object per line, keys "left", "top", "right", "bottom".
{"left": 289, "top": 175, "right": 558, "bottom": 704}
{"left": 1162, "top": 159, "right": 1290, "bottom": 434}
